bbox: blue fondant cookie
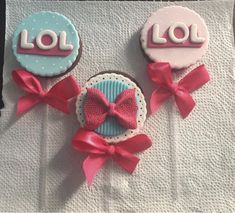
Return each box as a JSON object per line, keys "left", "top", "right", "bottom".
{"left": 76, "top": 72, "right": 147, "bottom": 143}
{"left": 12, "top": 11, "right": 81, "bottom": 77}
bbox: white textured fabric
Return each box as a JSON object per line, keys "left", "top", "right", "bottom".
{"left": 1, "top": 0, "right": 235, "bottom": 212}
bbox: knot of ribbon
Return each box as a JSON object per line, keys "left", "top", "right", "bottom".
{"left": 147, "top": 62, "right": 210, "bottom": 118}
{"left": 12, "top": 69, "right": 80, "bottom": 116}
{"left": 84, "top": 88, "right": 138, "bottom": 130}
{"left": 108, "top": 103, "right": 116, "bottom": 116}
{"left": 72, "top": 128, "right": 152, "bottom": 186}
{"left": 38, "top": 91, "right": 46, "bottom": 99}
{"left": 106, "top": 145, "right": 115, "bottom": 155}
{"left": 167, "top": 83, "right": 179, "bottom": 95}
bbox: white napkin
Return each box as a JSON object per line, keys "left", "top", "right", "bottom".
{"left": 1, "top": 0, "right": 235, "bottom": 212}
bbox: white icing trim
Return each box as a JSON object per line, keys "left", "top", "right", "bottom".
{"left": 168, "top": 22, "right": 189, "bottom": 44}
{"left": 76, "top": 73, "right": 147, "bottom": 143}
{"left": 152, "top": 24, "right": 167, "bottom": 44}
{"left": 190, "top": 24, "right": 205, "bottom": 44}
{"left": 36, "top": 30, "right": 58, "bottom": 50}
{"left": 20, "top": 29, "right": 34, "bottom": 49}
{"left": 59, "top": 31, "right": 74, "bottom": 50}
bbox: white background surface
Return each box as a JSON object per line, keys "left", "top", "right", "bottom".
{"left": 0, "top": 0, "right": 235, "bottom": 212}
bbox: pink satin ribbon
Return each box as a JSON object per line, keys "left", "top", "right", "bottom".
{"left": 147, "top": 62, "right": 210, "bottom": 118}
{"left": 84, "top": 88, "right": 138, "bottom": 130}
{"left": 12, "top": 69, "right": 80, "bottom": 116}
{"left": 72, "top": 128, "right": 152, "bottom": 186}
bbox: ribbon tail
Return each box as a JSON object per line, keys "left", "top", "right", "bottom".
{"left": 150, "top": 88, "right": 171, "bottom": 114}
{"left": 17, "top": 95, "right": 41, "bottom": 116}
{"left": 83, "top": 154, "right": 108, "bottom": 186}
{"left": 114, "top": 154, "right": 140, "bottom": 174}
{"left": 175, "top": 93, "right": 195, "bottom": 118}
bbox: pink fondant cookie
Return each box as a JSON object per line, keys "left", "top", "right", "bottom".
{"left": 140, "top": 6, "right": 209, "bottom": 69}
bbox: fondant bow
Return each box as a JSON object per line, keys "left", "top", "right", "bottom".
{"left": 72, "top": 128, "right": 152, "bottom": 186}
{"left": 12, "top": 69, "right": 80, "bottom": 116}
{"left": 148, "top": 62, "right": 210, "bottom": 118}
{"left": 84, "top": 88, "right": 138, "bottom": 130}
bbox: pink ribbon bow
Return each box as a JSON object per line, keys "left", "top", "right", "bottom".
{"left": 148, "top": 62, "right": 210, "bottom": 118}
{"left": 84, "top": 88, "right": 138, "bottom": 130}
{"left": 72, "top": 128, "right": 152, "bottom": 186}
{"left": 12, "top": 69, "right": 80, "bottom": 116}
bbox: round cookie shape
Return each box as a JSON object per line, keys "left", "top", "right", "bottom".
{"left": 76, "top": 72, "right": 147, "bottom": 143}
{"left": 140, "top": 6, "right": 209, "bottom": 69}
{"left": 12, "top": 11, "right": 81, "bottom": 77}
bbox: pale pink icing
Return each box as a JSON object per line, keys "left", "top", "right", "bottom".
{"left": 141, "top": 6, "right": 209, "bottom": 69}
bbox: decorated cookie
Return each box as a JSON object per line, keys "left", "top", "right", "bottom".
{"left": 12, "top": 11, "right": 81, "bottom": 77}
{"left": 140, "top": 6, "right": 209, "bottom": 69}
{"left": 76, "top": 72, "right": 147, "bottom": 143}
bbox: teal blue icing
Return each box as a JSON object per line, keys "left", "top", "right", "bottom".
{"left": 12, "top": 11, "right": 80, "bottom": 76}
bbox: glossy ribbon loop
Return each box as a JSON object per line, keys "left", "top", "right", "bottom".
{"left": 12, "top": 69, "right": 80, "bottom": 115}
{"left": 84, "top": 88, "right": 138, "bottom": 130}
{"left": 72, "top": 128, "right": 152, "bottom": 186}
{"left": 147, "top": 62, "right": 210, "bottom": 118}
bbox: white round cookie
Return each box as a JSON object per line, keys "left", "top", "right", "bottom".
{"left": 76, "top": 73, "right": 147, "bottom": 143}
